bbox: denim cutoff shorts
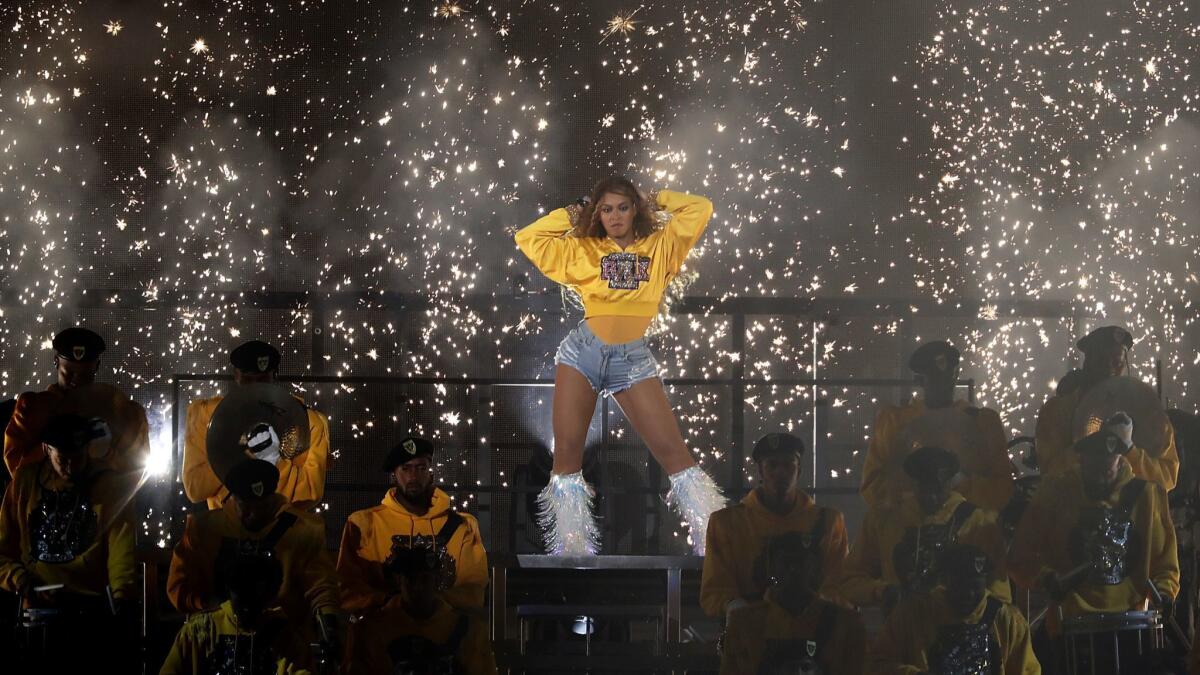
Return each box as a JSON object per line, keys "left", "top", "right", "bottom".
{"left": 554, "top": 321, "right": 660, "bottom": 397}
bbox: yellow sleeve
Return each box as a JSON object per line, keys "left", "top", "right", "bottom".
{"left": 1148, "top": 483, "right": 1181, "bottom": 598}
{"left": 1001, "top": 607, "right": 1040, "bottom": 675}
{"left": 4, "top": 393, "right": 46, "bottom": 477}
{"left": 1008, "top": 477, "right": 1056, "bottom": 591}
{"left": 297, "top": 518, "right": 340, "bottom": 615}
{"left": 829, "top": 510, "right": 888, "bottom": 607}
{"left": 1125, "top": 421, "right": 1179, "bottom": 492}
{"left": 820, "top": 509, "right": 851, "bottom": 593}
{"left": 964, "top": 408, "right": 1015, "bottom": 511}
{"left": 0, "top": 467, "right": 31, "bottom": 593}
{"left": 335, "top": 518, "right": 391, "bottom": 613}
{"left": 158, "top": 626, "right": 191, "bottom": 675}
{"left": 99, "top": 476, "right": 138, "bottom": 600}
{"left": 445, "top": 514, "right": 489, "bottom": 610}
{"left": 718, "top": 608, "right": 758, "bottom": 675}
{"left": 656, "top": 189, "right": 714, "bottom": 274}
{"left": 289, "top": 409, "right": 329, "bottom": 508}
{"left": 167, "top": 514, "right": 216, "bottom": 613}
{"left": 700, "top": 509, "right": 740, "bottom": 617}
{"left": 514, "top": 208, "right": 583, "bottom": 285}
{"left": 869, "top": 598, "right": 928, "bottom": 675}
{"left": 860, "top": 407, "right": 899, "bottom": 511}
{"left": 182, "top": 401, "right": 222, "bottom": 504}
{"left": 114, "top": 397, "right": 151, "bottom": 475}
{"left": 1034, "top": 396, "right": 1074, "bottom": 477}
{"left": 460, "top": 614, "right": 499, "bottom": 675}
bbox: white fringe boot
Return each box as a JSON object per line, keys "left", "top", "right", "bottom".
{"left": 536, "top": 470, "right": 601, "bottom": 555}
{"left": 666, "top": 465, "right": 726, "bottom": 555}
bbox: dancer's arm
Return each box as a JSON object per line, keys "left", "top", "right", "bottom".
{"left": 514, "top": 207, "right": 582, "bottom": 284}
{"left": 656, "top": 190, "right": 714, "bottom": 272}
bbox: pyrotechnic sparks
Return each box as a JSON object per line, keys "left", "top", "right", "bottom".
{"left": 190, "top": 37, "right": 207, "bottom": 54}
{"left": 600, "top": 7, "right": 641, "bottom": 43}
{"left": 103, "top": 20, "right": 123, "bottom": 36}
{"left": 436, "top": 2, "right": 466, "bottom": 19}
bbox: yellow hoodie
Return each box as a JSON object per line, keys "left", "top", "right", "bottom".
{"left": 159, "top": 601, "right": 313, "bottom": 675}
{"left": 342, "top": 597, "right": 497, "bottom": 675}
{"left": 0, "top": 461, "right": 135, "bottom": 600}
{"left": 701, "top": 489, "right": 849, "bottom": 617}
{"left": 1009, "top": 463, "right": 1179, "bottom": 634}
{"left": 860, "top": 398, "right": 1015, "bottom": 512}
{"left": 720, "top": 589, "right": 866, "bottom": 675}
{"left": 830, "top": 491, "right": 1011, "bottom": 607}
{"left": 514, "top": 190, "right": 713, "bottom": 318}
{"left": 166, "top": 495, "right": 339, "bottom": 630}
{"left": 336, "top": 487, "right": 488, "bottom": 612}
{"left": 1035, "top": 388, "right": 1178, "bottom": 491}
{"left": 871, "top": 590, "right": 1040, "bottom": 675}
{"left": 182, "top": 395, "right": 330, "bottom": 511}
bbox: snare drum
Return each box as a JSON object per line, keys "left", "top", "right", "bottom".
{"left": 1062, "top": 610, "right": 1164, "bottom": 675}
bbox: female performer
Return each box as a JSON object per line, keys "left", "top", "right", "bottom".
{"left": 515, "top": 177, "right": 726, "bottom": 555}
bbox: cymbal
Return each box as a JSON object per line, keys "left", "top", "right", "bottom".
{"left": 54, "top": 383, "right": 129, "bottom": 461}
{"left": 206, "top": 383, "right": 309, "bottom": 483}
{"left": 1073, "top": 376, "right": 1169, "bottom": 457}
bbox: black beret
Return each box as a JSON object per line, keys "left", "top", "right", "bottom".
{"left": 230, "top": 340, "right": 281, "bottom": 373}
{"left": 1076, "top": 326, "right": 1133, "bottom": 354}
{"left": 52, "top": 327, "right": 106, "bottom": 362}
{"left": 40, "top": 414, "right": 95, "bottom": 453}
{"left": 752, "top": 432, "right": 806, "bottom": 462}
{"left": 937, "top": 543, "right": 993, "bottom": 581}
{"left": 382, "top": 436, "right": 435, "bottom": 472}
{"left": 224, "top": 459, "right": 279, "bottom": 501}
{"left": 903, "top": 446, "right": 961, "bottom": 482}
{"left": 908, "top": 341, "right": 961, "bottom": 375}
{"left": 1073, "top": 429, "right": 1125, "bottom": 457}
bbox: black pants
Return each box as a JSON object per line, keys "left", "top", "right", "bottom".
{"left": 11, "top": 594, "right": 138, "bottom": 674}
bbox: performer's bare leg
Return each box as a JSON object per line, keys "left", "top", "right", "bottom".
{"left": 612, "top": 378, "right": 695, "bottom": 475}
{"left": 615, "top": 377, "right": 724, "bottom": 554}
{"left": 551, "top": 364, "right": 597, "bottom": 475}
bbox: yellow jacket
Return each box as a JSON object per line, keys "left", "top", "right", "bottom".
{"left": 167, "top": 496, "right": 339, "bottom": 628}
{"left": 830, "top": 492, "right": 1011, "bottom": 607}
{"left": 337, "top": 488, "right": 488, "bottom": 612}
{"left": 3, "top": 384, "right": 150, "bottom": 478}
{"left": 870, "top": 590, "right": 1040, "bottom": 675}
{"left": 701, "top": 489, "right": 849, "bottom": 617}
{"left": 1009, "top": 463, "right": 1179, "bottom": 632}
{"left": 720, "top": 590, "right": 866, "bottom": 675}
{"left": 514, "top": 190, "right": 713, "bottom": 318}
{"left": 182, "top": 395, "right": 330, "bottom": 511}
{"left": 159, "top": 601, "right": 313, "bottom": 675}
{"left": 343, "top": 598, "right": 498, "bottom": 675}
{"left": 860, "top": 399, "right": 1014, "bottom": 511}
{"left": 1035, "top": 388, "right": 1179, "bottom": 491}
{"left": 0, "top": 461, "right": 135, "bottom": 599}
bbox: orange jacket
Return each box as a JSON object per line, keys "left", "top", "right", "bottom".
{"left": 182, "top": 395, "right": 329, "bottom": 510}
{"left": 515, "top": 190, "right": 713, "bottom": 318}
{"left": 701, "top": 489, "right": 849, "bottom": 617}
{"left": 860, "top": 399, "right": 1014, "bottom": 511}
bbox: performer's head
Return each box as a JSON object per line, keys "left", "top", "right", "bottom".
{"left": 229, "top": 340, "right": 280, "bottom": 386}
{"left": 752, "top": 432, "right": 804, "bottom": 502}
{"left": 762, "top": 531, "right": 822, "bottom": 598}
{"left": 1075, "top": 426, "right": 1126, "bottom": 500}
{"left": 904, "top": 446, "right": 960, "bottom": 515}
{"left": 383, "top": 437, "right": 436, "bottom": 508}
{"left": 908, "top": 341, "right": 960, "bottom": 407}
{"left": 227, "top": 553, "right": 283, "bottom": 629}
{"left": 225, "top": 459, "right": 280, "bottom": 531}
{"left": 42, "top": 414, "right": 95, "bottom": 480}
{"left": 937, "top": 543, "right": 992, "bottom": 618}
{"left": 1077, "top": 326, "right": 1132, "bottom": 380}
{"left": 52, "top": 327, "right": 105, "bottom": 390}
{"left": 575, "top": 176, "right": 657, "bottom": 241}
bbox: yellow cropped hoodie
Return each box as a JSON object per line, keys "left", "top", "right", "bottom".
{"left": 514, "top": 190, "right": 713, "bottom": 318}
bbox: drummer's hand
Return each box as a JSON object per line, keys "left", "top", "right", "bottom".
{"left": 1156, "top": 589, "right": 1175, "bottom": 620}
{"left": 1105, "top": 412, "right": 1134, "bottom": 453}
